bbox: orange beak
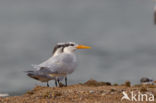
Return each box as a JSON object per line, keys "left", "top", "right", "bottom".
{"left": 76, "top": 45, "right": 91, "bottom": 49}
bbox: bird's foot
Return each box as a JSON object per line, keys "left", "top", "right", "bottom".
{"left": 58, "top": 82, "right": 66, "bottom": 87}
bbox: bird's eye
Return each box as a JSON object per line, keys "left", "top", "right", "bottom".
{"left": 69, "top": 43, "right": 74, "bottom": 46}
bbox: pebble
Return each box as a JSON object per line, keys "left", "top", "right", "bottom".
{"left": 101, "top": 93, "right": 106, "bottom": 96}
{"left": 89, "top": 90, "right": 95, "bottom": 93}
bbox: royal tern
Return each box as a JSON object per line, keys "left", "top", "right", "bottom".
{"left": 26, "top": 42, "right": 91, "bottom": 87}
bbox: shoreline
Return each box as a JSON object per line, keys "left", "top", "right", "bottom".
{"left": 0, "top": 79, "right": 156, "bottom": 103}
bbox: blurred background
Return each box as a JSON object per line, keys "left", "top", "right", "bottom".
{"left": 0, "top": 0, "right": 156, "bottom": 95}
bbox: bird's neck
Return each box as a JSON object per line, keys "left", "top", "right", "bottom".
{"left": 53, "top": 52, "right": 60, "bottom": 57}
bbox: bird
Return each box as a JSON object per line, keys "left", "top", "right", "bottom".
{"left": 25, "top": 42, "right": 91, "bottom": 87}
{"left": 140, "top": 77, "right": 153, "bottom": 84}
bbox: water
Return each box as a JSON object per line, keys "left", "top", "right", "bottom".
{"left": 0, "top": 0, "right": 156, "bottom": 95}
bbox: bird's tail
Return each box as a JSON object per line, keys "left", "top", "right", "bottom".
{"left": 24, "top": 70, "right": 36, "bottom": 77}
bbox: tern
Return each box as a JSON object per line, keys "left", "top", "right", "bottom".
{"left": 25, "top": 42, "right": 91, "bottom": 87}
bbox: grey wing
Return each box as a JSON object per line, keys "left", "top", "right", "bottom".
{"left": 40, "top": 54, "right": 76, "bottom": 74}
{"left": 39, "top": 67, "right": 52, "bottom": 73}
{"left": 36, "top": 64, "right": 66, "bottom": 79}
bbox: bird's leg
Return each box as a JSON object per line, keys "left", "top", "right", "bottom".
{"left": 65, "top": 76, "right": 67, "bottom": 86}
{"left": 47, "top": 81, "right": 49, "bottom": 87}
{"left": 57, "top": 79, "right": 60, "bottom": 87}
{"left": 55, "top": 79, "right": 58, "bottom": 87}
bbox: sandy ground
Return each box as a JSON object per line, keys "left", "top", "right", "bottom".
{"left": 0, "top": 80, "right": 156, "bottom": 103}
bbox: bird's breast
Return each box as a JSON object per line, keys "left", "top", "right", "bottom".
{"left": 61, "top": 53, "right": 77, "bottom": 74}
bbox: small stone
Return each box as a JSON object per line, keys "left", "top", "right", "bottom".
{"left": 89, "top": 90, "right": 94, "bottom": 93}
{"left": 101, "top": 93, "right": 106, "bottom": 96}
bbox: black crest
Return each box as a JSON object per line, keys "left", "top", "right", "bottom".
{"left": 52, "top": 42, "right": 76, "bottom": 55}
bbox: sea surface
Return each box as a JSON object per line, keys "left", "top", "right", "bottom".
{"left": 0, "top": 0, "right": 156, "bottom": 95}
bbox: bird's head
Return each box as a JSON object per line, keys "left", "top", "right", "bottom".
{"left": 63, "top": 42, "right": 91, "bottom": 53}
{"left": 52, "top": 42, "right": 91, "bottom": 55}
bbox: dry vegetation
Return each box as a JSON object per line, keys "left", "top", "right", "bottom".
{"left": 0, "top": 80, "right": 156, "bottom": 103}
